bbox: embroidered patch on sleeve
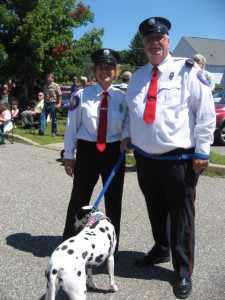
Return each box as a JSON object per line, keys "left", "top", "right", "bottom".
{"left": 197, "top": 70, "right": 210, "bottom": 86}
{"left": 69, "top": 94, "right": 80, "bottom": 111}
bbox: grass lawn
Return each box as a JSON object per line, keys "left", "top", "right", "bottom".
{"left": 13, "top": 114, "right": 66, "bottom": 145}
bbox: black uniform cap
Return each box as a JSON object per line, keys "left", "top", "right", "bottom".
{"left": 91, "top": 48, "right": 120, "bottom": 65}
{"left": 139, "top": 17, "right": 171, "bottom": 36}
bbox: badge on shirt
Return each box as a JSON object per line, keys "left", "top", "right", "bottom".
{"left": 69, "top": 94, "right": 80, "bottom": 111}
{"left": 197, "top": 71, "right": 210, "bottom": 87}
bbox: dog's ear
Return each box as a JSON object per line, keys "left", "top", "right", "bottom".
{"left": 76, "top": 207, "right": 93, "bottom": 220}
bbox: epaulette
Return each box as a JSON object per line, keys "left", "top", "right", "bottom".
{"left": 185, "top": 59, "right": 194, "bottom": 68}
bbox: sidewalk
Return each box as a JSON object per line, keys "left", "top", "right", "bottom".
{"left": 11, "top": 134, "right": 225, "bottom": 175}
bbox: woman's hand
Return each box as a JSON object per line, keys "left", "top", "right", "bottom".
{"left": 120, "top": 137, "right": 131, "bottom": 153}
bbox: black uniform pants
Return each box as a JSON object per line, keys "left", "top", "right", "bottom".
{"left": 63, "top": 140, "right": 125, "bottom": 251}
{"left": 134, "top": 148, "right": 197, "bottom": 278}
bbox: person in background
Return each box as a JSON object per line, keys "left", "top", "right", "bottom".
{"left": 121, "top": 17, "right": 216, "bottom": 299}
{"left": 11, "top": 99, "right": 19, "bottom": 127}
{"left": 7, "top": 79, "right": 16, "bottom": 104}
{"left": 21, "top": 92, "right": 44, "bottom": 129}
{"left": 39, "top": 73, "right": 61, "bottom": 136}
{"left": 193, "top": 54, "right": 215, "bottom": 92}
{"left": 0, "top": 101, "right": 13, "bottom": 144}
{"left": 2, "top": 85, "right": 8, "bottom": 103}
{"left": 119, "top": 83, "right": 128, "bottom": 93}
{"left": 62, "top": 48, "right": 129, "bottom": 255}
{"left": 71, "top": 76, "right": 78, "bottom": 94}
{"left": 80, "top": 76, "right": 88, "bottom": 88}
{"left": 121, "top": 71, "right": 132, "bottom": 84}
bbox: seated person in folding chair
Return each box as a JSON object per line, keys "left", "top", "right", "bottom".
{"left": 0, "top": 101, "right": 13, "bottom": 144}
{"left": 20, "top": 92, "right": 44, "bottom": 129}
{"left": 11, "top": 99, "right": 19, "bottom": 127}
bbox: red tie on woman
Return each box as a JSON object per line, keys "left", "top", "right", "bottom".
{"left": 144, "top": 66, "right": 158, "bottom": 124}
{"left": 97, "top": 91, "right": 108, "bottom": 152}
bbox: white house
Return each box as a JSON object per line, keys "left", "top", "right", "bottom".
{"left": 172, "top": 37, "right": 225, "bottom": 87}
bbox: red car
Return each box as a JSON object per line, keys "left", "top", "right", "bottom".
{"left": 213, "top": 89, "right": 225, "bottom": 146}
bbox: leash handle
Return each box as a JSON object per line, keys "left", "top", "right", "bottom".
{"left": 92, "top": 151, "right": 126, "bottom": 210}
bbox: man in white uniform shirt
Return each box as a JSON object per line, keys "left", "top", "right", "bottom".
{"left": 121, "top": 17, "right": 216, "bottom": 299}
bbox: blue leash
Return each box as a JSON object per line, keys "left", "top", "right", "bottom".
{"left": 92, "top": 151, "right": 126, "bottom": 210}
{"left": 129, "top": 144, "right": 210, "bottom": 161}
{"left": 92, "top": 144, "right": 209, "bottom": 210}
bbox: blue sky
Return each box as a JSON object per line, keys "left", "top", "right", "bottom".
{"left": 74, "top": 0, "right": 225, "bottom": 52}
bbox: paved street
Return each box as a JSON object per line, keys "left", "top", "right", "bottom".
{"left": 0, "top": 142, "right": 225, "bottom": 300}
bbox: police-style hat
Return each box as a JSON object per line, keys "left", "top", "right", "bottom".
{"left": 91, "top": 48, "right": 120, "bottom": 65}
{"left": 139, "top": 17, "right": 171, "bottom": 36}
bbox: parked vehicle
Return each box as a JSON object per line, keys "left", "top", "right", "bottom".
{"left": 60, "top": 86, "right": 71, "bottom": 115}
{"left": 213, "top": 89, "right": 225, "bottom": 146}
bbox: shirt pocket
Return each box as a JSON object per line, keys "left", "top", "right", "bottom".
{"left": 82, "top": 109, "right": 99, "bottom": 134}
{"left": 158, "top": 81, "right": 182, "bottom": 105}
{"left": 110, "top": 111, "right": 124, "bottom": 134}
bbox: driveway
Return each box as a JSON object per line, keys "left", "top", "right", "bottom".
{"left": 0, "top": 143, "right": 224, "bottom": 299}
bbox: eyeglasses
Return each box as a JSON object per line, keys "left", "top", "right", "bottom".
{"left": 96, "top": 65, "right": 115, "bottom": 71}
{"left": 38, "top": 94, "right": 43, "bottom": 97}
{"left": 144, "top": 34, "right": 167, "bottom": 44}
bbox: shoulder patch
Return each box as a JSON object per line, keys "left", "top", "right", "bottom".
{"left": 69, "top": 94, "right": 80, "bottom": 111}
{"left": 197, "top": 70, "right": 210, "bottom": 86}
{"left": 185, "top": 59, "right": 194, "bottom": 68}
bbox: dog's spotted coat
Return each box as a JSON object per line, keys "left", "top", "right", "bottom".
{"left": 45, "top": 206, "right": 117, "bottom": 300}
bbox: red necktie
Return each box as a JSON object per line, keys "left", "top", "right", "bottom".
{"left": 97, "top": 91, "right": 108, "bottom": 152}
{"left": 144, "top": 66, "right": 158, "bottom": 124}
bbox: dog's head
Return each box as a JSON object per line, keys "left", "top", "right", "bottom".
{"left": 74, "top": 206, "right": 103, "bottom": 232}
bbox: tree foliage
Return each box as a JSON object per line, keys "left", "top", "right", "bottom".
{"left": 127, "top": 31, "right": 148, "bottom": 68}
{"left": 0, "top": 0, "right": 103, "bottom": 85}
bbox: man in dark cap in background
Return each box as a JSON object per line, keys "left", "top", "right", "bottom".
{"left": 121, "top": 17, "right": 216, "bottom": 298}
{"left": 62, "top": 48, "right": 129, "bottom": 256}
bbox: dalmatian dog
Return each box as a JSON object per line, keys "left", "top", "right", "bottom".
{"left": 45, "top": 206, "right": 118, "bottom": 300}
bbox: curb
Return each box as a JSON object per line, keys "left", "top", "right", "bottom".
{"left": 11, "top": 134, "right": 225, "bottom": 176}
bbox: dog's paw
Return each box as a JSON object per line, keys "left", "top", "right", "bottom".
{"left": 109, "top": 284, "right": 118, "bottom": 292}
{"left": 87, "top": 282, "right": 97, "bottom": 290}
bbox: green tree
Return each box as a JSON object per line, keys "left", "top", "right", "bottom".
{"left": 127, "top": 31, "right": 148, "bottom": 68}
{"left": 0, "top": 0, "right": 103, "bottom": 96}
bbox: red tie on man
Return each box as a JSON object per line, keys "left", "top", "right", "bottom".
{"left": 97, "top": 91, "right": 108, "bottom": 152}
{"left": 144, "top": 66, "right": 158, "bottom": 124}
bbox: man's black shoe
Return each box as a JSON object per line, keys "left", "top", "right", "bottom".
{"left": 135, "top": 251, "right": 170, "bottom": 267}
{"left": 173, "top": 277, "right": 192, "bottom": 299}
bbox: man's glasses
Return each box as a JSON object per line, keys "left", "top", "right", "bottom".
{"left": 38, "top": 94, "right": 43, "bottom": 97}
{"left": 144, "top": 34, "right": 167, "bottom": 44}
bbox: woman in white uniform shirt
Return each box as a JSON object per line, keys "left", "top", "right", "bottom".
{"left": 62, "top": 49, "right": 129, "bottom": 253}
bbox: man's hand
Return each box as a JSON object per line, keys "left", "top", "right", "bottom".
{"left": 65, "top": 159, "right": 75, "bottom": 177}
{"left": 120, "top": 137, "right": 131, "bottom": 153}
{"left": 192, "top": 158, "right": 209, "bottom": 174}
{"left": 55, "top": 103, "right": 61, "bottom": 109}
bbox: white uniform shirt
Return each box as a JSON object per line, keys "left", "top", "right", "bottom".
{"left": 64, "top": 83, "right": 129, "bottom": 160}
{"left": 126, "top": 54, "right": 216, "bottom": 155}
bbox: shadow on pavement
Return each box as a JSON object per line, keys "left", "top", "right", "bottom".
{"left": 6, "top": 233, "right": 174, "bottom": 284}
{"left": 6, "top": 233, "right": 62, "bottom": 257}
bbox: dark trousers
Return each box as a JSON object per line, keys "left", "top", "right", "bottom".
{"left": 134, "top": 149, "right": 197, "bottom": 278}
{"left": 63, "top": 140, "right": 125, "bottom": 251}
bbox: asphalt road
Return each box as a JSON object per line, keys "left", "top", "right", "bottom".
{"left": 0, "top": 142, "right": 225, "bottom": 300}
